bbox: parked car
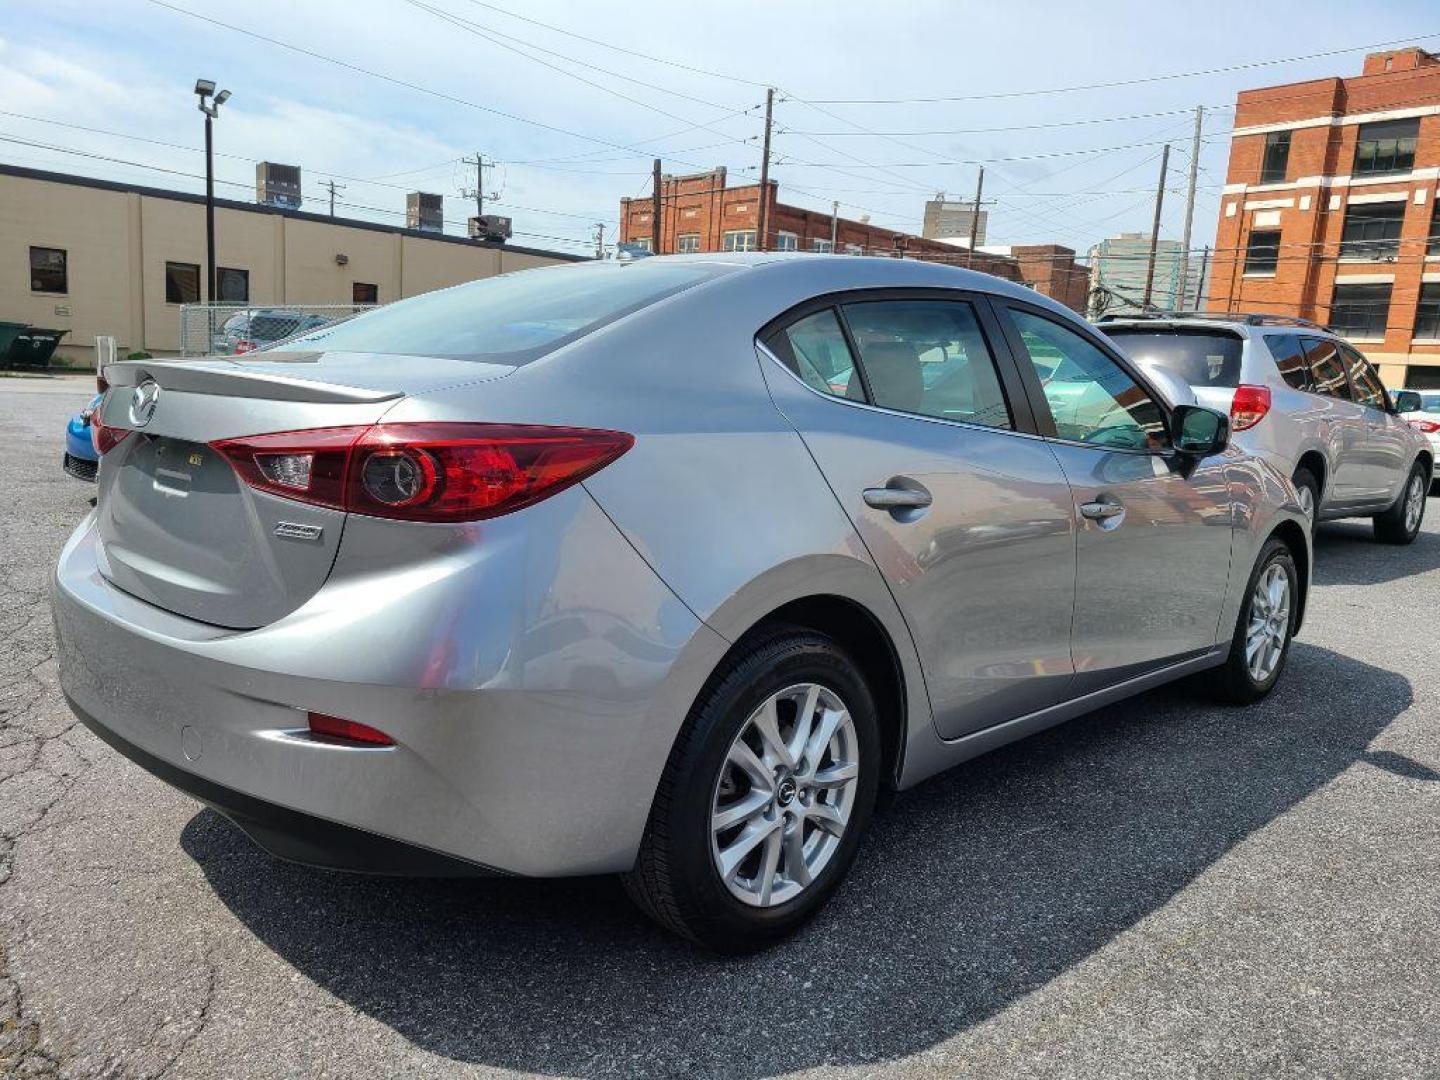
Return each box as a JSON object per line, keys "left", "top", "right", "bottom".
{"left": 1101, "top": 314, "right": 1433, "bottom": 543}
{"left": 57, "top": 255, "right": 1311, "bottom": 952}
{"left": 212, "top": 308, "right": 336, "bottom": 355}
{"left": 62, "top": 393, "right": 103, "bottom": 482}
{"left": 1396, "top": 389, "right": 1440, "bottom": 492}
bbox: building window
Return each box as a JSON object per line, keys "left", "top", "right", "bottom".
{"left": 29, "top": 246, "right": 67, "bottom": 293}
{"left": 1339, "top": 202, "right": 1406, "bottom": 260}
{"left": 1353, "top": 118, "right": 1418, "bottom": 177}
{"left": 165, "top": 261, "right": 201, "bottom": 304}
{"left": 811, "top": 238, "right": 834, "bottom": 253}
{"left": 1416, "top": 283, "right": 1440, "bottom": 340}
{"left": 775, "top": 231, "right": 798, "bottom": 252}
{"left": 353, "top": 282, "right": 378, "bottom": 305}
{"left": 1428, "top": 202, "right": 1440, "bottom": 256}
{"left": 628, "top": 237, "right": 652, "bottom": 252}
{"left": 217, "top": 266, "right": 249, "bottom": 302}
{"left": 1243, "top": 230, "right": 1281, "bottom": 275}
{"left": 722, "top": 230, "right": 756, "bottom": 252}
{"left": 1260, "top": 130, "right": 1291, "bottom": 184}
{"left": 1329, "top": 282, "right": 1392, "bottom": 340}
{"left": 675, "top": 233, "right": 701, "bottom": 253}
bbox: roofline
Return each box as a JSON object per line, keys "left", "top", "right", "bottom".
{"left": 0, "top": 162, "right": 589, "bottom": 263}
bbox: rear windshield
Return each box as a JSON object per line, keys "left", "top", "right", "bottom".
{"left": 276, "top": 260, "right": 730, "bottom": 363}
{"left": 1104, "top": 329, "right": 1245, "bottom": 388}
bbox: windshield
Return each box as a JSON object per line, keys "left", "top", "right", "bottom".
{"left": 276, "top": 260, "right": 731, "bottom": 363}
{"left": 1103, "top": 329, "right": 1244, "bottom": 388}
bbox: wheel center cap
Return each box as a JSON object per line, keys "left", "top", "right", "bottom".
{"left": 776, "top": 776, "right": 798, "bottom": 806}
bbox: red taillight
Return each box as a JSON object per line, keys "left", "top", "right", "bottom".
{"left": 1230, "top": 384, "right": 1272, "bottom": 432}
{"left": 234, "top": 339, "right": 254, "bottom": 354}
{"left": 1408, "top": 418, "right": 1440, "bottom": 434}
{"left": 91, "top": 394, "right": 131, "bottom": 455}
{"left": 307, "top": 712, "right": 394, "bottom": 747}
{"left": 96, "top": 372, "right": 109, "bottom": 394}
{"left": 211, "top": 422, "right": 634, "bottom": 523}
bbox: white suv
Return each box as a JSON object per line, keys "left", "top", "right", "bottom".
{"left": 1101, "top": 314, "right": 1433, "bottom": 544}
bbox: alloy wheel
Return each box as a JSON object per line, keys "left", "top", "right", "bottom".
{"left": 1404, "top": 474, "right": 1425, "bottom": 535}
{"left": 710, "top": 683, "right": 860, "bottom": 908}
{"left": 1245, "top": 562, "right": 1291, "bottom": 683}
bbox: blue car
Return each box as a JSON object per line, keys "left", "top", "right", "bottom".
{"left": 63, "top": 394, "right": 102, "bottom": 482}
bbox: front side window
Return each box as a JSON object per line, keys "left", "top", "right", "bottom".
{"left": 1264, "top": 334, "right": 1311, "bottom": 390}
{"left": 29, "top": 246, "right": 67, "bottom": 293}
{"left": 774, "top": 308, "right": 858, "bottom": 399}
{"left": 1340, "top": 344, "right": 1387, "bottom": 410}
{"left": 165, "top": 261, "right": 201, "bottom": 304}
{"left": 1329, "top": 282, "right": 1391, "bottom": 340}
{"left": 675, "top": 233, "right": 701, "bottom": 253}
{"left": 1261, "top": 130, "right": 1291, "bottom": 184}
{"left": 841, "top": 300, "right": 1012, "bottom": 428}
{"left": 1353, "top": 118, "right": 1419, "bottom": 176}
{"left": 1415, "top": 282, "right": 1440, "bottom": 340}
{"left": 775, "top": 231, "right": 799, "bottom": 252}
{"left": 1302, "top": 338, "right": 1351, "bottom": 399}
{"left": 1339, "top": 202, "right": 1406, "bottom": 260}
{"left": 1244, "top": 230, "right": 1281, "bottom": 275}
{"left": 217, "top": 266, "right": 249, "bottom": 303}
{"left": 722, "top": 230, "right": 757, "bottom": 252}
{"left": 1009, "top": 308, "right": 1166, "bottom": 450}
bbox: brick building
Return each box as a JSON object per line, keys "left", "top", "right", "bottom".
{"left": 617, "top": 168, "right": 1089, "bottom": 312}
{"left": 1209, "top": 48, "right": 1440, "bottom": 388}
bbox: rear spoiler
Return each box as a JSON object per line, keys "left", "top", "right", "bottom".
{"left": 101, "top": 356, "right": 402, "bottom": 405}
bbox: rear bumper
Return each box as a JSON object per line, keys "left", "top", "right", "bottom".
{"left": 54, "top": 494, "right": 729, "bottom": 877}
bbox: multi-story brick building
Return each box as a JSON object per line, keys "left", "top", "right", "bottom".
{"left": 617, "top": 167, "right": 1090, "bottom": 312}
{"left": 1210, "top": 48, "right": 1440, "bottom": 388}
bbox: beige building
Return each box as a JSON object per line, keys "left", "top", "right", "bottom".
{"left": 1, "top": 164, "right": 583, "bottom": 367}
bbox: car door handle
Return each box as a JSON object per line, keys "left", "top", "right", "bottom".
{"left": 1079, "top": 500, "right": 1125, "bottom": 521}
{"left": 863, "top": 486, "right": 932, "bottom": 510}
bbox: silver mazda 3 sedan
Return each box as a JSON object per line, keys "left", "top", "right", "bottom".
{"left": 55, "top": 254, "right": 1311, "bottom": 952}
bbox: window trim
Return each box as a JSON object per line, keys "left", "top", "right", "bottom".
{"left": 756, "top": 286, "right": 1042, "bottom": 438}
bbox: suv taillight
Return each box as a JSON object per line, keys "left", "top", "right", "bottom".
{"left": 212, "top": 422, "right": 634, "bottom": 523}
{"left": 1230, "top": 385, "right": 1272, "bottom": 432}
{"left": 1409, "top": 418, "right": 1440, "bottom": 434}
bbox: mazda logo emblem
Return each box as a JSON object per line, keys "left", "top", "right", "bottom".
{"left": 129, "top": 379, "right": 161, "bottom": 427}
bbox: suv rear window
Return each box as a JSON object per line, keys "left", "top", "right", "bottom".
{"left": 1102, "top": 328, "right": 1244, "bottom": 387}
{"left": 278, "top": 260, "right": 731, "bottom": 363}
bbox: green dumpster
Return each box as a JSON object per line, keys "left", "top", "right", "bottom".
{"left": 0, "top": 321, "right": 26, "bottom": 366}
{"left": 7, "top": 327, "right": 69, "bottom": 368}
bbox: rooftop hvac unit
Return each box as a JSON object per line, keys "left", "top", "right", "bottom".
{"left": 469, "top": 214, "right": 512, "bottom": 242}
{"left": 256, "top": 162, "right": 302, "bottom": 209}
{"left": 407, "top": 192, "right": 443, "bottom": 233}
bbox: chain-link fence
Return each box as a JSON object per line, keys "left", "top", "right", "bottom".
{"left": 179, "top": 303, "right": 378, "bottom": 357}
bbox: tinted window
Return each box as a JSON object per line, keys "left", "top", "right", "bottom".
{"left": 165, "top": 261, "right": 201, "bottom": 304}
{"left": 1104, "top": 329, "right": 1243, "bottom": 387}
{"left": 1353, "top": 118, "right": 1418, "bottom": 176}
{"left": 281, "top": 261, "right": 729, "bottom": 362}
{"left": 1011, "top": 309, "right": 1165, "bottom": 450}
{"left": 29, "top": 246, "right": 67, "bottom": 293}
{"left": 352, "top": 282, "right": 378, "bottom": 305}
{"left": 1329, "top": 283, "right": 1391, "bottom": 339}
{"left": 217, "top": 267, "right": 248, "bottom": 303}
{"left": 1244, "top": 230, "right": 1281, "bottom": 275}
{"left": 1264, "top": 334, "right": 1310, "bottom": 390}
{"left": 777, "top": 308, "right": 858, "bottom": 399}
{"left": 842, "top": 300, "right": 1011, "bottom": 428}
{"left": 1302, "top": 338, "right": 1351, "bottom": 399}
{"left": 1340, "top": 345, "right": 1387, "bottom": 409}
{"left": 1415, "top": 282, "right": 1440, "bottom": 340}
{"left": 1340, "top": 202, "right": 1405, "bottom": 260}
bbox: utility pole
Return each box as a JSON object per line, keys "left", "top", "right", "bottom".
{"left": 756, "top": 88, "right": 774, "bottom": 252}
{"left": 323, "top": 179, "right": 345, "bottom": 218}
{"left": 193, "top": 79, "right": 230, "bottom": 303}
{"left": 1142, "top": 144, "right": 1172, "bottom": 311}
{"left": 593, "top": 221, "right": 605, "bottom": 260}
{"left": 966, "top": 166, "right": 985, "bottom": 269}
{"left": 651, "top": 158, "right": 663, "bottom": 254}
{"left": 1178, "top": 105, "right": 1204, "bottom": 312}
{"left": 461, "top": 152, "right": 489, "bottom": 219}
{"left": 1196, "top": 244, "right": 1211, "bottom": 309}
{"left": 830, "top": 200, "right": 839, "bottom": 251}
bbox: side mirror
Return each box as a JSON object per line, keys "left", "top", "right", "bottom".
{"left": 1173, "top": 404, "right": 1230, "bottom": 458}
{"left": 1393, "top": 390, "right": 1422, "bottom": 414}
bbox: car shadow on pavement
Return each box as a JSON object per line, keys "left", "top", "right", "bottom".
{"left": 1311, "top": 518, "right": 1440, "bottom": 586}
{"left": 181, "top": 643, "right": 1413, "bottom": 1078}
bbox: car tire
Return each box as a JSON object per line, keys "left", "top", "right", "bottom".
{"left": 623, "top": 629, "right": 880, "bottom": 953}
{"left": 1291, "top": 466, "right": 1320, "bottom": 532}
{"left": 1373, "top": 463, "right": 1428, "bottom": 545}
{"left": 1210, "top": 536, "right": 1299, "bottom": 705}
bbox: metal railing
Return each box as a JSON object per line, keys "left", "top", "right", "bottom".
{"left": 179, "top": 303, "right": 377, "bottom": 357}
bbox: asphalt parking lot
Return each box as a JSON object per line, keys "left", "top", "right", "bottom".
{"left": 3, "top": 375, "right": 1439, "bottom": 1079}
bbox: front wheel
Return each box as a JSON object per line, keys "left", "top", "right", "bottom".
{"left": 1373, "top": 463, "right": 1427, "bottom": 545}
{"left": 623, "top": 631, "right": 880, "bottom": 952}
{"left": 1211, "top": 537, "right": 1299, "bottom": 705}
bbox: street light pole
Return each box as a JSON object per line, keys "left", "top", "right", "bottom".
{"left": 194, "top": 79, "right": 231, "bottom": 303}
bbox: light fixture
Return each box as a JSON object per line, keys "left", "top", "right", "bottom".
{"left": 194, "top": 78, "right": 216, "bottom": 97}
{"left": 214, "top": 89, "right": 231, "bottom": 106}
{"left": 334, "top": 253, "right": 349, "bottom": 266}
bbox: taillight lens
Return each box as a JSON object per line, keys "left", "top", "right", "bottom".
{"left": 1230, "top": 385, "right": 1272, "bottom": 432}
{"left": 307, "top": 712, "right": 394, "bottom": 747}
{"left": 1408, "top": 418, "right": 1440, "bottom": 434}
{"left": 212, "top": 422, "right": 634, "bottom": 523}
{"left": 91, "top": 395, "right": 131, "bottom": 455}
{"left": 234, "top": 339, "right": 254, "bottom": 354}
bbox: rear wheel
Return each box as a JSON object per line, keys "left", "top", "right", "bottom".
{"left": 1373, "top": 463, "right": 1427, "bottom": 545}
{"left": 1211, "top": 537, "right": 1298, "bottom": 705}
{"left": 623, "top": 631, "right": 880, "bottom": 953}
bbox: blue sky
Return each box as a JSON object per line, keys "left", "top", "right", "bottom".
{"left": 2, "top": 0, "right": 1437, "bottom": 258}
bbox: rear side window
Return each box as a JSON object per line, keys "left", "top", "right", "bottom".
{"left": 841, "top": 300, "right": 1012, "bottom": 428}
{"left": 1103, "top": 329, "right": 1244, "bottom": 387}
{"left": 777, "top": 309, "right": 859, "bottom": 399}
{"left": 1302, "top": 338, "right": 1351, "bottom": 399}
{"left": 1264, "top": 334, "right": 1311, "bottom": 390}
{"left": 280, "top": 261, "right": 730, "bottom": 363}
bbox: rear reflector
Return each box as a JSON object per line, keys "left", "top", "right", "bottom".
{"left": 213, "top": 422, "right": 634, "bottom": 523}
{"left": 1230, "top": 384, "right": 1272, "bottom": 432}
{"left": 307, "top": 712, "right": 394, "bottom": 746}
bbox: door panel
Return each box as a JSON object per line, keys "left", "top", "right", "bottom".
{"left": 1301, "top": 337, "right": 1369, "bottom": 504}
{"left": 1341, "top": 344, "right": 1409, "bottom": 502}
